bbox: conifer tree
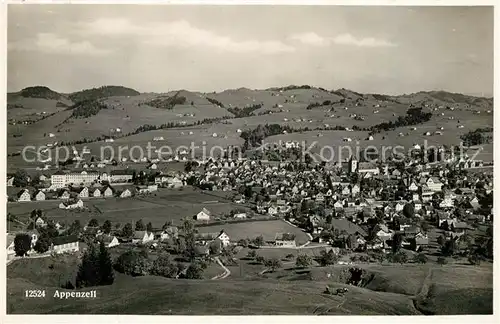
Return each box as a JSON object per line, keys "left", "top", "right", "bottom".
{"left": 98, "top": 241, "right": 114, "bottom": 285}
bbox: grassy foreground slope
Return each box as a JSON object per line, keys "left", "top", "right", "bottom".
{"left": 7, "top": 276, "right": 419, "bottom": 315}
{"left": 7, "top": 255, "right": 493, "bottom": 315}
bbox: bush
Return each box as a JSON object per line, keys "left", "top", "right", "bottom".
{"left": 185, "top": 261, "right": 204, "bottom": 279}
{"left": 318, "top": 250, "right": 339, "bottom": 266}
{"left": 114, "top": 250, "right": 151, "bottom": 276}
{"left": 295, "top": 254, "right": 312, "bottom": 268}
{"left": 437, "top": 256, "right": 448, "bottom": 265}
{"left": 14, "top": 233, "right": 32, "bottom": 257}
{"left": 255, "top": 256, "right": 265, "bottom": 264}
{"left": 264, "top": 258, "right": 283, "bottom": 272}
{"left": 468, "top": 253, "right": 481, "bottom": 266}
{"left": 413, "top": 253, "right": 428, "bottom": 264}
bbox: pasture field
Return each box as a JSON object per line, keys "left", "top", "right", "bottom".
{"left": 6, "top": 243, "right": 492, "bottom": 315}
{"left": 7, "top": 272, "right": 419, "bottom": 315}
{"left": 7, "top": 188, "right": 240, "bottom": 229}
{"left": 415, "top": 263, "right": 493, "bottom": 315}
{"left": 196, "top": 219, "right": 310, "bottom": 245}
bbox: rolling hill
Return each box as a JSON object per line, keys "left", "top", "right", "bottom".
{"left": 6, "top": 85, "right": 494, "bottom": 164}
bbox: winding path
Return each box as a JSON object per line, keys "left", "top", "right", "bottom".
{"left": 211, "top": 257, "right": 231, "bottom": 279}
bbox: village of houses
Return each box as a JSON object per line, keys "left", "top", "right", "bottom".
{"left": 6, "top": 141, "right": 493, "bottom": 280}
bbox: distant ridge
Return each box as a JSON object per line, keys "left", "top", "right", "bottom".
{"left": 68, "top": 85, "right": 140, "bottom": 103}
{"left": 19, "top": 86, "right": 62, "bottom": 100}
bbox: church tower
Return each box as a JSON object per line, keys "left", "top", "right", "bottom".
{"left": 349, "top": 155, "right": 358, "bottom": 173}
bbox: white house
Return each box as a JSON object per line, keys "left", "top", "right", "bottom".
{"left": 159, "top": 226, "right": 179, "bottom": 241}
{"left": 17, "top": 189, "right": 31, "bottom": 202}
{"left": 216, "top": 230, "right": 231, "bottom": 247}
{"left": 51, "top": 235, "right": 80, "bottom": 254}
{"left": 119, "top": 189, "right": 132, "bottom": 198}
{"left": 196, "top": 208, "right": 211, "bottom": 221}
{"left": 99, "top": 235, "right": 120, "bottom": 248}
{"left": 59, "top": 199, "right": 84, "bottom": 210}
{"left": 103, "top": 187, "right": 114, "bottom": 198}
{"left": 33, "top": 190, "right": 45, "bottom": 201}
{"left": 427, "top": 177, "right": 443, "bottom": 192}
{"left": 132, "top": 231, "right": 155, "bottom": 244}
{"left": 274, "top": 233, "right": 296, "bottom": 247}
{"left": 91, "top": 188, "right": 101, "bottom": 198}
{"left": 6, "top": 234, "right": 16, "bottom": 260}
{"left": 233, "top": 212, "right": 247, "bottom": 219}
{"left": 77, "top": 187, "right": 89, "bottom": 198}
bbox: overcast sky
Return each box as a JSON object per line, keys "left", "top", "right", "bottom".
{"left": 7, "top": 5, "right": 493, "bottom": 96}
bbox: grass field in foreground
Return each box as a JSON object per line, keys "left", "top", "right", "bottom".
{"left": 6, "top": 252, "right": 492, "bottom": 315}
{"left": 7, "top": 275, "right": 419, "bottom": 315}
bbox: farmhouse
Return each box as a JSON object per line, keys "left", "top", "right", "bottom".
{"left": 159, "top": 226, "right": 179, "bottom": 241}
{"left": 196, "top": 208, "right": 211, "bottom": 221}
{"left": 274, "top": 233, "right": 296, "bottom": 247}
{"left": 132, "top": 231, "right": 155, "bottom": 244}
{"left": 59, "top": 199, "right": 84, "bottom": 210}
{"left": 51, "top": 235, "right": 79, "bottom": 254}
{"left": 98, "top": 234, "right": 120, "bottom": 248}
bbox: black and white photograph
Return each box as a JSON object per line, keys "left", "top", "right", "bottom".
{"left": 3, "top": 1, "right": 495, "bottom": 317}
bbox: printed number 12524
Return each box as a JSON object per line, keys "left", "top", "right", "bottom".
{"left": 25, "top": 290, "right": 46, "bottom": 298}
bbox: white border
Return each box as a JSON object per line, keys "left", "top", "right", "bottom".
{"left": 0, "top": 1, "right": 498, "bottom": 323}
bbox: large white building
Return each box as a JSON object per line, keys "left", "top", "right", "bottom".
{"left": 51, "top": 170, "right": 100, "bottom": 188}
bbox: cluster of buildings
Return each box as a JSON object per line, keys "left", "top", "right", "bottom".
{"left": 7, "top": 168, "right": 189, "bottom": 203}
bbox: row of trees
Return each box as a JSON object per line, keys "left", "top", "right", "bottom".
{"left": 113, "top": 249, "right": 206, "bottom": 279}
